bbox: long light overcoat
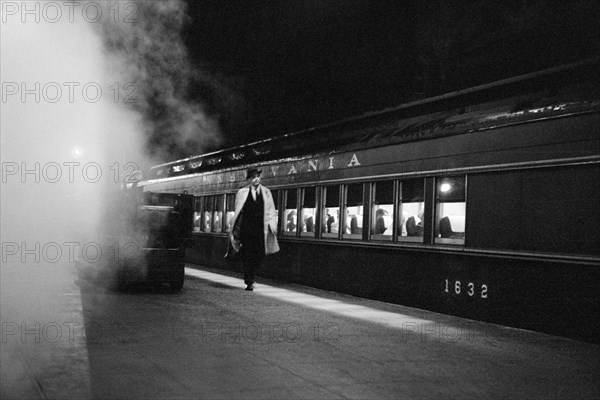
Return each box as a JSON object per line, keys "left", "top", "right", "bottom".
{"left": 229, "top": 184, "right": 278, "bottom": 254}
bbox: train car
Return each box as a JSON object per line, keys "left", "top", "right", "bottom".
{"left": 141, "top": 59, "right": 600, "bottom": 342}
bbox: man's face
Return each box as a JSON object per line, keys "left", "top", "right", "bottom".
{"left": 250, "top": 174, "right": 261, "bottom": 187}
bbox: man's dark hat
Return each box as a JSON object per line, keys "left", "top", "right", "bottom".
{"left": 246, "top": 167, "right": 262, "bottom": 179}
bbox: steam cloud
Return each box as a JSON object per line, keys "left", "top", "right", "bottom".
{"left": 1, "top": 1, "right": 223, "bottom": 396}
{"left": 93, "top": 0, "right": 223, "bottom": 164}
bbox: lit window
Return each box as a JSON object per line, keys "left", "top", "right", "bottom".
{"left": 322, "top": 185, "right": 341, "bottom": 238}
{"left": 212, "top": 195, "right": 224, "bottom": 233}
{"left": 203, "top": 196, "right": 214, "bottom": 232}
{"left": 343, "top": 183, "right": 363, "bottom": 239}
{"left": 435, "top": 176, "right": 466, "bottom": 244}
{"left": 300, "top": 187, "right": 316, "bottom": 237}
{"left": 399, "top": 179, "right": 425, "bottom": 242}
{"left": 371, "top": 181, "right": 394, "bottom": 241}
{"left": 225, "top": 194, "right": 236, "bottom": 233}
{"left": 271, "top": 190, "right": 279, "bottom": 234}
{"left": 193, "top": 197, "right": 202, "bottom": 233}
{"left": 284, "top": 189, "right": 298, "bottom": 235}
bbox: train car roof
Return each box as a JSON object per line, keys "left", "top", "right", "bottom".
{"left": 148, "top": 57, "right": 599, "bottom": 180}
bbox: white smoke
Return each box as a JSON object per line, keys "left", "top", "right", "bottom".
{"left": 1, "top": 1, "right": 218, "bottom": 396}
{"left": 1, "top": 0, "right": 221, "bottom": 255}
{"left": 1, "top": 3, "right": 132, "bottom": 397}
{"left": 93, "top": 0, "right": 223, "bottom": 163}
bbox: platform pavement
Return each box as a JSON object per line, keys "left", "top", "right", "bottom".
{"left": 1, "top": 262, "right": 599, "bottom": 399}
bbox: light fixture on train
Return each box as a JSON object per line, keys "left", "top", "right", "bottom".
{"left": 189, "top": 160, "right": 203, "bottom": 169}
{"left": 440, "top": 182, "right": 452, "bottom": 193}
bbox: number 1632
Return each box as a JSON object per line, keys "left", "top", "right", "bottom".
{"left": 444, "top": 279, "right": 488, "bottom": 299}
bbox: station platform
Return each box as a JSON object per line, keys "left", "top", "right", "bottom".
{"left": 1, "top": 262, "right": 599, "bottom": 399}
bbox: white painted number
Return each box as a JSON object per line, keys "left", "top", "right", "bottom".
{"left": 444, "top": 279, "right": 489, "bottom": 299}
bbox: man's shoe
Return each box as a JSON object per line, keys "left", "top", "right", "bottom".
{"left": 245, "top": 285, "right": 253, "bottom": 291}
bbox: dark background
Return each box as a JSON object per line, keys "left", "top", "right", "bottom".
{"left": 180, "top": 0, "right": 599, "bottom": 150}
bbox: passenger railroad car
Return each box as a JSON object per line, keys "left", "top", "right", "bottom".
{"left": 142, "top": 59, "right": 600, "bottom": 343}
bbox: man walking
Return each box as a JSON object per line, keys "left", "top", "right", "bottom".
{"left": 229, "top": 167, "right": 278, "bottom": 291}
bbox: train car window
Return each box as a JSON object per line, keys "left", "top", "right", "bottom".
{"left": 271, "top": 190, "right": 279, "bottom": 234}
{"left": 343, "top": 183, "right": 363, "bottom": 240}
{"left": 399, "top": 179, "right": 425, "bottom": 242}
{"left": 212, "top": 194, "right": 224, "bottom": 233}
{"left": 435, "top": 176, "right": 466, "bottom": 244}
{"left": 322, "top": 185, "right": 341, "bottom": 238}
{"left": 193, "top": 197, "right": 202, "bottom": 233}
{"left": 300, "top": 187, "right": 316, "bottom": 237}
{"left": 371, "top": 180, "right": 394, "bottom": 241}
{"left": 284, "top": 188, "right": 298, "bottom": 235}
{"left": 203, "top": 196, "right": 214, "bottom": 233}
{"left": 225, "top": 194, "right": 236, "bottom": 233}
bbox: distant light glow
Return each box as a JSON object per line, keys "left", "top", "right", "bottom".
{"left": 71, "top": 147, "right": 83, "bottom": 159}
{"left": 440, "top": 183, "right": 451, "bottom": 193}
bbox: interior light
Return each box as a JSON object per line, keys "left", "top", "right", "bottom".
{"left": 440, "top": 183, "right": 451, "bottom": 193}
